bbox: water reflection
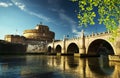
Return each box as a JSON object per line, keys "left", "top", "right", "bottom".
{"left": 88, "top": 56, "right": 114, "bottom": 76}
{"left": 67, "top": 56, "right": 79, "bottom": 69}
{"left": 0, "top": 55, "right": 119, "bottom": 78}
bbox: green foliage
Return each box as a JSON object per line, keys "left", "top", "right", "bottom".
{"left": 71, "top": 0, "right": 120, "bottom": 41}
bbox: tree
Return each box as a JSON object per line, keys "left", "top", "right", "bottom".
{"left": 71, "top": 0, "right": 120, "bottom": 41}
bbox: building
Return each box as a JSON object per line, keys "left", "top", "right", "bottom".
{"left": 4, "top": 24, "right": 55, "bottom": 53}
{"left": 23, "top": 24, "right": 55, "bottom": 42}
{"left": 3, "top": 35, "right": 26, "bottom": 53}
{"left": 23, "top": 24, "right": 55, "bottom": 53}
{"left": 4, "top": 35, "right": 25, "bottom": 44}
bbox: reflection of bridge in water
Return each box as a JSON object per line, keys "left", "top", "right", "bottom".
{"left": 47, "top": 56, "right": 120, "bottom": 78}
{"left": 1, "top": 55, "right": 120, "bottom": 78}
{"left": 47, "top": 30, "right": 120, "bottom": 58}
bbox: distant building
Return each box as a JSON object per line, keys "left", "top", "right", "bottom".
{"left": 4, "top": 35, "right": 25, "bottom": 44}
{"left": 23, "top": 24, "right": 55, "bottom": 53}
{"left": 23, "top": 24, "right": 55, "bottom": 42}
{"left": 4, "top": 24, "right": 55, "bottom": 53}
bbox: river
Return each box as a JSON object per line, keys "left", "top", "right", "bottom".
{"left": 0, "top": 55, "right": 119, "bottom": 78}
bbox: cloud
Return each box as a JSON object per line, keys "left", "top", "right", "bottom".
{"left": 54, "top": 9, "right": 90, "bottom": 37}
{"left": 14, "top": 2, "right": 25, "bottom": 10}
{"left": 47, "top": 0, "right": 60, "bottom": 8}
{"left": 11, "top": 0, "right": 26, "bottom": 11}
{"left": 49, "top": 8, "right": 81, "bottom": 36}
{"left": 0, "top": 2, "right": 13, "bottom": 7}
{"left": 29, "top": 11, "right": 51, "bottom": 22}
{"left": 72, "top": 29, "right": 81, "bottom": 37}
{"left": 58, "top": 10, "right": 82, "bottom": 37}
{"left": 11, "top": 0, "right": 52, "bottom": 22}
{"left": 72, "top": 27, "right": 82, "bottom": 37}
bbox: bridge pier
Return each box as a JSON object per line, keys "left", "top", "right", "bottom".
{"left": 80, "top": 48, "right": 86, "bottom": 54}
{"left": 61, "top": 49, "right": 66, "bottom": 54}
{"left": 79, "top": 47, "right": 86, "bottom": 57}
{"left": 79, "top": 30, "right": 86, "bottom": 57}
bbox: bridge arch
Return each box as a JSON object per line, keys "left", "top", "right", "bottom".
{"left": 55, "top": 45, "right": 62, "bottom": 53}
{"left": 48, "top": 46, "right": 52, "bottom": 53}
{"left": 87, "top": 39, "right": 114, "bottom": 55}
{"left": 67, "top": 43, "right": 79, "bottom": 54}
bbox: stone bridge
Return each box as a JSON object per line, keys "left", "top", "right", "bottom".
{"left": 47, "top": 30, "right": 120, "bottom": 56}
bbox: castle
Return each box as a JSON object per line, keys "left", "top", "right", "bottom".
{"left": 4, "top": 24, "right": 55, "bottom": 53}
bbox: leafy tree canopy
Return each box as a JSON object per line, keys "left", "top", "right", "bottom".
{"left": 71, "top": 0, "right": 120, "bottom": 41}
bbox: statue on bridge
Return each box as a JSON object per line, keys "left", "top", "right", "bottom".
{"left": 97, "top": 44, "right": 109, "bottom": 55}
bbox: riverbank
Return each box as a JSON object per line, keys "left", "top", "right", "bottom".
{"left": 0, "top": 40, "right": 27, "bottom": 54}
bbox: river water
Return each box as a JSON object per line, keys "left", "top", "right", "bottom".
{"left": 0, "top": 55, "right": 119, "bottom": 78}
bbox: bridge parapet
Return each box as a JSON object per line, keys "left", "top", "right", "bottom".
{"left": 68, "top": 37, "right": 81, "bottom": 41}
{"left": 54, "top": 40, "right": 63, "bottom": 44}
{"left": 85, "top": 31, "right": 111, "bottom": 38}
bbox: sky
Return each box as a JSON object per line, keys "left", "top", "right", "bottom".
{"left": 0, "top": 0, "right": 106, "bottom": 40}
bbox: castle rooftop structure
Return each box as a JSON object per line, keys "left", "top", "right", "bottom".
{"left": 23, "top": 24, "right": 55, "bottom": 42}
